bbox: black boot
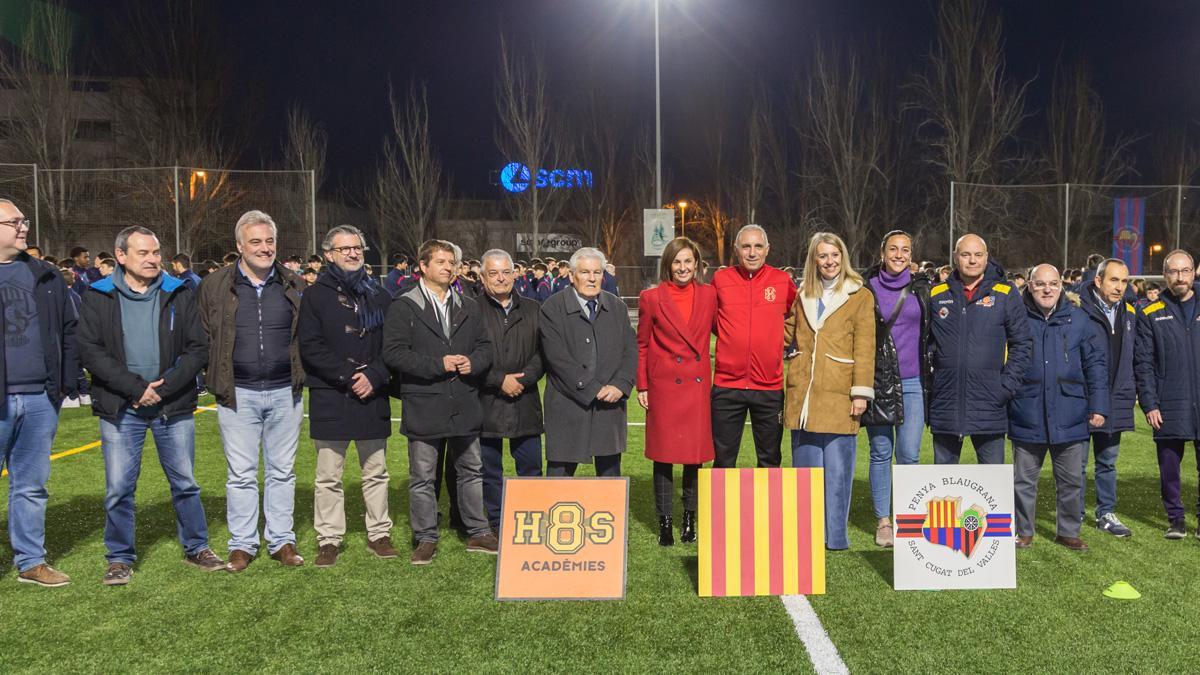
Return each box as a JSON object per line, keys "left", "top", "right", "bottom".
{"left": 658, "top": 516, "right": 675, "bottom": 546}
{"left": 680, "top": 510, "right": 697, "bottom": 543}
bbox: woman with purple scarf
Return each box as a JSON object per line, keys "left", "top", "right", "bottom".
{"left": 862, "top": 230, "right": 932, "bottom": 547}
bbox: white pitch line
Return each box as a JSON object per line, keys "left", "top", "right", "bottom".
{"left": 781, "top": 595, "right": 849, "bottom": 675}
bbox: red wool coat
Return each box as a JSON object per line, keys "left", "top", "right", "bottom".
{"left": 636, "top": 282, "right": 717, "bottom": 464}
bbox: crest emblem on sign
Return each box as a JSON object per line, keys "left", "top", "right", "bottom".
{"left": 937, "top": 307, "right": 949, "bottom": 319}
{"left": 896, "top": 497, "right": 1011, "bottom": 560}
{"left": 764, "top": 286, "right": 777, "bottom": 302}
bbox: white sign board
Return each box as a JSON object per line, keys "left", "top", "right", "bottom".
{"left": 892, "top": 464, "right": 1016, "bottom": 591}
{"left": 643, "top": 209, "right": 673, "bottom": 257}
{"left": 516, "top": 232, "right": 582, "bottom": 253}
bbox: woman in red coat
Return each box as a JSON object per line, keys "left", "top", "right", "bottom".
{"left": 637, "top": 237, "right": 717, "bottom": 546}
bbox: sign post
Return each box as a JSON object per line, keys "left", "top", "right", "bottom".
{"left": 495, "top": 477, "right": 630, "bottom": 601}
{"left": 644, "top": 208, "right": 673, "bottom": 257}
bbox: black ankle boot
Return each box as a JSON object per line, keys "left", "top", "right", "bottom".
{"left": 680, "top": 510, "right": 697, "bottom": 543}
{"left": 658, "top": 516, "right": 675, "bottom": 546}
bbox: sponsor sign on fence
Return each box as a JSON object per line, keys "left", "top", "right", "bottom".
{"left": 495, "top": 477, "right": 629, "bottom": 601}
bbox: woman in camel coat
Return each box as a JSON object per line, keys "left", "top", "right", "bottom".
{"left": 784, "top": 232, "right": 876, "bottom": 550}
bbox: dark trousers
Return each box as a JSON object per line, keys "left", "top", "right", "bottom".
{"left": 932, "top": 433, "right": 1006, "bottom": 465}
{"left": 1155, "top": 439, "right": 1200, "bottom": 522}
{"left": 435, "top": 447, "right": 460, "bottom": 527}
{"left": 479, "top": 435, "right": 543, "bottom": 530}
{"left": 546, "top": 454, "right": 622, "bottom": 477}
{"left": 653, "top": 462, "right": 699, "bottom": 517}
{"left": 710, "top": 386, "right": 783, "bottom": 468}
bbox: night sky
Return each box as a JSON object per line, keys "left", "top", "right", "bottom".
{"left": 89, "top": 1, "right": 1200, "bottom": 197}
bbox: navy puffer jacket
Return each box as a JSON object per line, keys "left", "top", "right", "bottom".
{"left": 1134, "top": 283, "right": 1200, "bottom": 440}
{"left": 1007, "top": 292, "right": 1109, "bottom": 444}
{"left": 926, "top": 260, "right": 1033, "bottom": 436}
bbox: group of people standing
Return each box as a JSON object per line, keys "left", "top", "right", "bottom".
{"left": 3, "top": 189, "right": 1198, "bottom": 589}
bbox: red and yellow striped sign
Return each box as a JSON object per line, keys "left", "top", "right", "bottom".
{"left": 698, "top": 468, "right": 825, "bottom": 597}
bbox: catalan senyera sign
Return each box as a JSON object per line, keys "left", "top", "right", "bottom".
{"left": 495, "top": 477, "right": 629, "bottom": 601}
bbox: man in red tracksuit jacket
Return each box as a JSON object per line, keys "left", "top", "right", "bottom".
{"left": 711, "top": 224, "right": 797, "bottom": 468}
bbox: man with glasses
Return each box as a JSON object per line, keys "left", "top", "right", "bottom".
{"left": 476, "top": 249, "right": 544, "bottom": 533}
{"left": 298, "top": 226, "right": 397, "bottom": 567}
{"left": 1135, "top": 249, "right": 1200, "bottom": 539}
{"left": 198, "top": 210, "right": 308, "bottom": 571}
{"left": 0, "top": 200, "right": 81, "bottom": 586}
{"left": 928, "top": 233, "right": 1032, "bottom": 464}
{"left": 1008, "top": 264, "right": 1108, "bottom": 551}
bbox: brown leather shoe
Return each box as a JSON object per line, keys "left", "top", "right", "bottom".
{"left": 1015, "top": 535, "right": 1034, "bottom": 549}
{"left": 18, "top": 563, "right": 71, "bottom": 588}
{"left": 227, "top": 549, "right": 254, "bottom": 573}
{"left": 184, "top": 548, "right": 227, "bottom": 572}
{"left": 314, "top": 544, "right": 340, "bottom": 568}
{"left": 367, "top": 536, "right": 399, "bottom": 559}
{"left": 1054, "top": 535, "right": 1089, "bottom": 551}
{"left": 269, "top": 543, "right": 304, "bottom": 566}
{"left": 411, "top": 541, "right": 437, "bottom": 565}
{"left": 465, "top": 532, "right": 499, "bottom": 554}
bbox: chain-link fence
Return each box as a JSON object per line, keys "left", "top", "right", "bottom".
{"left": 949, "top": 182, "right": 1200, "bottom": 274}
{"left": 0, "top": 164, "right": 316, "bottom": 262}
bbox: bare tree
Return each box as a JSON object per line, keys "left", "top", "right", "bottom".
{"left": 1042, "top": 60, "right": 1139, "bottom": 263}
{"left": 0, "top": 0, "right": 83, "bottom": 250}
{"left": 494, "top": 36, "right": 572, "bottom": 258}
{"left": 368, "top": 82, "right": 443, "bottom": 264}
{"left": 107, "top": 0, "right": 251, "bottom": 254}
{"left": 282, "top": 104, "right": 328, "bottom": 253}
{"left": 907, "top": 0, "right": 1034, "bottom": 255}
{"left": 803, "top": 45, "right": 893, "bottom": 266}
{"left": 571, "top": 93, "right": 629, "bottom": 260}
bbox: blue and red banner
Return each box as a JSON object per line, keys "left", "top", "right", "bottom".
{"left": 1112, "top": 197, "right": 1145, "bottom": 275}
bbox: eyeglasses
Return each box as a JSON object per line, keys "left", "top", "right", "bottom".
{"left": 1030, "top": 280, "right": 1062, "bottom": 290}
{"left": 484, "top": 269, "right": 514, "bottom": 278}
{"left": 329, "top": 245, "right": 368, "bottom": 255}
{"left": 1165, "top": 268, "right": 1194, "bottom": 277}
{"left": 0, "top": 218, "right": 31, "bottom": 231}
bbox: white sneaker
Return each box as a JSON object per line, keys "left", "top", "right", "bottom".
{"left": 61, "top": 397, "right": 80, "bottom": 408}
{"left": 79, "top": 394, "right": 92, "bottom": 405}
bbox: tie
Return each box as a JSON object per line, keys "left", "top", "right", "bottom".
{"left": 586, "top": 298, "right": 598, "bottom": 322}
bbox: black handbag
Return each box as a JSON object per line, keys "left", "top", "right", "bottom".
{"left": 860, "top": 286, "right": 909, "bottom": 427}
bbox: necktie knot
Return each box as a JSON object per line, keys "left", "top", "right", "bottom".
{"left": 586, "top": 298, "right": 598, "bottom": 321}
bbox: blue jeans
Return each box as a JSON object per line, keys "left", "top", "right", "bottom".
{"left": 479, "top": 435, "right": 543, "bottom": 530}
{"left": 217, "top": 386, "right": 304, "bottom": 556}
{"left": 0, "top": 393, "right": 59, "bottom": 571}
{"left": 866, "top": 376, "right": 924, "bottom": 519}
{"left": 1082, "top": 431, "right": 1121, "bottom": 520}
{"left": 101, "top": 410, "right": 209, "bottom": 564}
{"left": 791, "top": 430, "right": 858, "bottom": 550}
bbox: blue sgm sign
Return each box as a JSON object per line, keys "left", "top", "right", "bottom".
{"left": 500, "top": 162, "right": 593, "bottom": 193}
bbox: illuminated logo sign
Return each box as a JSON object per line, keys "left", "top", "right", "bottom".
{"left": 499, "top": 162, "right": 593, "bottom": 193}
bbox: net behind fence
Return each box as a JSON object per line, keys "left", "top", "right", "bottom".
{"left": 17, "top": 166, "right": 315, "bottom": 263}
{"left": 0, "top": 164, "right": 37, "bottom": 221}
{"left": 950, "top": 182, "right": 1200, "bottom": 275}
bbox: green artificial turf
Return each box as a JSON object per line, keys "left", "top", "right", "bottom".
{"left": 0, "top": 392, "right": 1196, "bottom": 673}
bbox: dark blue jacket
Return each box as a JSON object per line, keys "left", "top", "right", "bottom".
{"left": 602, "top": 270, "right": 619, "bottom": 297}
{"left": 1134, "top": 284, "right": 1200, "bottom": 440}
{"left": 1080, "top": 288, "right": 1138, "bottom": 433}
{"left": 926, "top": 261, "right": 1034, "bottom": 436}
{"left": 78, "top": 272, "right": 208, "bottom": 422}
{"left": 1008, "top": 293, "right": 1109, "bottom": 444}
{"left": 178, "top": 269, "right": 202, "bottom": 290}
{"left": 0, "top": 254, "right": 81, "bottom": 407}
{"left": 551, "top": 274, "right": 571, "bottom": 295}
{"left": 534, "top": 277, "right": 552, "bottom": 303}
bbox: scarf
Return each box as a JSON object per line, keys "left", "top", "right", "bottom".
{"left": 326, "top": 263, "right": 385, "bottom": 333}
